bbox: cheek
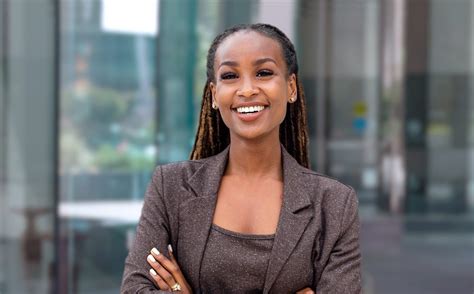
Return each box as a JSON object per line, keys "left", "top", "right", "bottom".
{"left": 265, "top": 84, "right": 289, "bottom": 110}
{"left": 214, "top": 85, "right": 234, "bottom": 105}
{"left": 266, "top": 79, "right": 290, "bottom": 99}
{"left": 268, "top": 87, "right": 290, "bottom": 124}
{"left": 276, "top": 101, "right": 288, "bottom": 125}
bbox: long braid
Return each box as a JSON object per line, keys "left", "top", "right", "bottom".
{"left": 190, "top": 83, "right": 229, "bottom": 159}
{"left": 279, "top": 77, "right": 309, "bottom": 168}
{"left": 190, "top": 23, "right": 310, "bottom": 168}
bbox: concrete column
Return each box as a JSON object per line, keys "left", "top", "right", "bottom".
{"left": 256, "top": 0, "right": 296, "bottom": 41}
{"left": 404, "top": 0, "right": 430, "bottom": 213}
{"left": 1, "top": 0, "right": 56, "bottom": 293}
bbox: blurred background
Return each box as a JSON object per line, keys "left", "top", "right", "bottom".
{"left": 1, "top": 0, "right": 473, "bottom": 293}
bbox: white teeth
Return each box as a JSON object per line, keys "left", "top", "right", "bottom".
{"left": 236, "top": 105, "right": 265, "bottom": 113}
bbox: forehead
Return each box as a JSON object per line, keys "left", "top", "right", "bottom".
{"left": 214, "top": 30, "right": 285, "bottom": 67}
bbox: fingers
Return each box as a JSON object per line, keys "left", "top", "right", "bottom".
{"left": 167, "top": 244, "right": 179, "bottom": 268}
{"left": 148, "top": 265, "right": 170, "bottom": 291}
{"left": 167, "top": 244, "right": 192, "bottom": 291}
{"left": 147, "top": 248, "right": 178, "bottom": 290}
{"left": 152, "top": 247, "right": 182, "bottom": 278}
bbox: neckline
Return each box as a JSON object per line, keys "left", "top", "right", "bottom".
{"left": 211, "top": 223, "right": 275, "bottom": 240}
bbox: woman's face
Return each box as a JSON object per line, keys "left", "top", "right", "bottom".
{"left": 210, "top": 30, "right": 297, "bottom": 142}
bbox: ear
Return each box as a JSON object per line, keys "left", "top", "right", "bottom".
{"left": 287, "top": 73, "right": 297, "bottom": 103}
{"left": 209, "top": 82, "right": 217, "bottom": 104}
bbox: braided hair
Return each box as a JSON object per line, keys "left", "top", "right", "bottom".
{"left": 190, "top": 23, "right": 309, "bottom": 168}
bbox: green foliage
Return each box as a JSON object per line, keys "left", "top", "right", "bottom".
{"left": 61, "top": 85, "right": 155, "bottom": 171}
{"left": 62, "top": 86, "right": 133, "bottom": 149}
{"left": 94, "top": 144, "right": 155, "bottom": 171}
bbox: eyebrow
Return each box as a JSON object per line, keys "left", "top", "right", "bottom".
{"left": 218, "top": 57, "right": 277, "bottom": 69}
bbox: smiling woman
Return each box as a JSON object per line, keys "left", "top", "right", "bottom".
{"left": 209, "top": 30, "right": 297, "bottom": 142}
{"left": 121, "top": 23, "right": 362, "bottom": 294}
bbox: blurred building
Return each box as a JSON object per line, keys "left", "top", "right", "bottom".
{"left": 0, "top": 0, "right": 473, "bottom": 293}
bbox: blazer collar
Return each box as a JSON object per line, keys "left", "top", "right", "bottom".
{"left": 187, "top": 144, "right": 312, "bottom": 212}
{"left": 186, "top": 145, "right": 230, "bottom": 198}
{"left": 263, "top": 146, "right": 314, "bottom": 293}
{"left": 182, "top": 145, "right": 314, "bottom": 292}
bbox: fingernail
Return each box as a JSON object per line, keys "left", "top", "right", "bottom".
{"left": 168, "top": 244, "right": 173, "bottom": 253}
{"left": 147, "top": 254, "right": 156, "bottom": 263}
{"left": 149, "top": 268, "right": 157, "bottom": 276}
{"left": 151, "top": 247, "right": 160, "bottom": 255}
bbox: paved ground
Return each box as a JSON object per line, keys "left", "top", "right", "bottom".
{"left": 360, "top": 214, "right": 474, "bottom": 294}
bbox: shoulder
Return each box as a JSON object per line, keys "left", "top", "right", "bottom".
{"left": 149, "top": 153, "right": 222, "bottom": 188}
{"left": 144, "top": 159, "right": 206, "bottom": 213}
{"left": 295, "top": 167, "right": 359, "bottom": 241}
{"left": 155, "top": 158, "right": 205, "bottom": 179}
{"left": 281, "top": 146, "right": 356, "bottom": 208}
{"left": 296, "top": 166, "right": 358, "bottom": 213}
{"left": 299, "top": 165, "right": 354, "bottom": 195}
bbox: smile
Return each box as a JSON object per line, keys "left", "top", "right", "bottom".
{"left": 235, "top": 105, "right": 266, "bottom": 114}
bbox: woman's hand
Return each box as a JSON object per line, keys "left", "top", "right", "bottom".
{"left": 147, "top": 245, "right": 192, "bottom": 293}
{"left": 296, "top": 288, "right": 315, "bottom": 294}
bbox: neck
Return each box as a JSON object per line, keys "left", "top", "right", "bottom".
{"left": 226, "top": 136, "right": 283, "bottom": 181}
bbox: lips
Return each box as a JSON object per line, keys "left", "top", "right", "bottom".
{"left": 232, "top": 104, "right": 268, "bottom": 122}
{"left": 235, "top": 105, "right": 266, "bottom": 114}
{"left": 232, "top": 101, "right": 268, "bottom": 110}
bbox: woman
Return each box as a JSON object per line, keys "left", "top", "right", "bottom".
{"left": 121, "top": 23, "right": 361, "bottom": 293}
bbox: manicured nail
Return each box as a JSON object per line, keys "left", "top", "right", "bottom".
{"left": 151, "top": 247, "right": 160, "bottom": 255}
{"left": 168, "top": 244, "right": 173, "bottom": 253}
{"left": 147, "top": 254, "right": 156, "bottom": 263}
{"left": 150, "top": 268, "right": 157, "bottom": 276}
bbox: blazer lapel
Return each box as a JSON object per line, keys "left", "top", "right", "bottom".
{"left": 178, "top": 147, "right": 229, "bottom": 290}
{"left": 263, "top": 147, "right": 314, "bottom": 293}
{"left": 178, "top": 146, "right": 313, "bottom": 292}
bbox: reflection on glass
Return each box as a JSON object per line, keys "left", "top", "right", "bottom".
{"left": 59, "top": 0, "right": 157, "bottom": 292}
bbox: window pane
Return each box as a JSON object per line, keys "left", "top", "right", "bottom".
{"left": 58, "top": 0, "right": 157, "bottom": 292}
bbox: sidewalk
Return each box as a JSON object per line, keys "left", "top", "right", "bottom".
{"left": 360, "top": 214, "right": 474, "bottom": 294}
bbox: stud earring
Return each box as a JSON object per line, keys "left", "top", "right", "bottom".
{"left": 212, "top": 101, "right": 218, "bottom": 109}
{"left": 289, "top": 97, "right": 296, "bottom": 103}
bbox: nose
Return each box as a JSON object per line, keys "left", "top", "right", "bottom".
{"left": 236, "top": 76, "right": 259, "bottom": 98}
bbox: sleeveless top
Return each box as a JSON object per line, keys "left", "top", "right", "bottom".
{"left": 200, "top": 224, "right": 275, "bottom": 293}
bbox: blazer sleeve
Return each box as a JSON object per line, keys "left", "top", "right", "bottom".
{"left": 121, "top": 166, "right": 171, "bottom": 293}
{"left": 315, "top": 188, "right": 362, "bottom": 294}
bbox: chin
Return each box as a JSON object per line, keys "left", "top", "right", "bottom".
{"left": 231, "top": 127, "right": 278, "bottom": 142}
{"left": 234, "top": 132, "right": 262, "bottom": 141}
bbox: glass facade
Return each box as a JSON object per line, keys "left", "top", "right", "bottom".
{"left": 1, "top": 0, "right": 473, "bottom": 293}
{"left": 57, "top": 1, "right": 158, "bottom": 292}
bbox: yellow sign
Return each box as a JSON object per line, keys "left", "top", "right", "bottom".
{"left": 353, "top": 101, "right": 367, "bottom": 117}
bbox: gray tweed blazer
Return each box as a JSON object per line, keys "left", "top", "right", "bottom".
{"left": 121, "top": 146, "right": 362, "bottom": 293}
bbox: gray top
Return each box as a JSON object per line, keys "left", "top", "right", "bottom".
{"left": 200, "top": 224, "right": 275, "bottom": 293}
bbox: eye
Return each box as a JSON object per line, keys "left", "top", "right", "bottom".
{"left": 220, "top": 72, "right": 238, "bottom": 80}
{"left": 256, "top": 70, "right": 273, "bottom": 77}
